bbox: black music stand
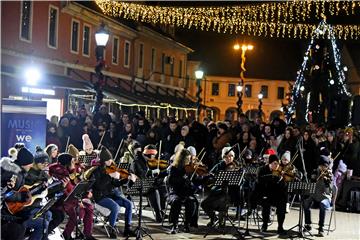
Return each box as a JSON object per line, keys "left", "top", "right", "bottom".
{"left": 287, "top": 182, "right": 316, "bottom": 240}
{"left": 242, "top": 165, "right": 263, "bottom": 239}
{"left": 127, "top": 178, "right": 155, "bottom": 240}
{"left": 204, "top": 170, "right": 245, "bottom": 240}
{"left": 64, "top": 180, "right": 94, "bottom": 240}
{"left": 33, "top": 197, "right": 58, "bottom": 240}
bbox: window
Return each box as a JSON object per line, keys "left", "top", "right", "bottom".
{"left": 161, "top": 53, "right": 165, "bottom": 73}
{"left": 277, "top": 87, "right": 285, "bottom": 99}
{"left": 179, "top": 60, "right": 183, "bottom": 78}
{"left": 71, "top": 19, "right": 80, "bottom": 53}
{"left": 151, "top": 48, "right": 156, "bottom": 71}
{"left": 245, "top": 84, "right": 252, "bottom": 97}
{"left": 82, "top": 24, "right": 91, "bottom": 56}
{"left": 212, "top": 83, "right": 219, "bottom": 96}
{"left": 112, "top": 36, "right": 119, "bottom": 64}
{"left": 138, "top": 43, "right": 144, "bottom": 68}
{"left": 261, "top": 85, "right": 268, "bottom": 98}
{"left": 48, "top": 5, "right": 58, "bottom": 48}
{"left": 228, "top": 84, "right": 235, "bottom": 96}
{"left": 170, "top": 57, "right": 174, "bottom": 76}
{"left": 20, "top": 1, "right": 32, "bottom": 42}
{"left": 124, "top": 41, "right": 130, "bottom": 67}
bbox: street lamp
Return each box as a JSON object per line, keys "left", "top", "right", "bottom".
{"left": 24, "top": 67, "right": 41, "bottom": 86}
{"left": 258, "top": 92, "right": 263, "bottom": 118}
{"left": 93, "top": 23, "right": 109, "bottom": 114}
{"left": 195, "top": 70, "right": 204, "bottom": 120}
{"left": 234, "top": 43, "right": 253, "bottom": 116}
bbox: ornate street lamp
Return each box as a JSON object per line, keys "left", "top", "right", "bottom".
{"left": 234, "top": 43, "right": 253, "bottom": 116}
{"left": 93, "top": 23, "right": 109, "bottom": 114}
{"left": 195, "top": 70, "right": 204, "bottom": 120}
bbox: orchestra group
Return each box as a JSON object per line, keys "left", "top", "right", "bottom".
{"left": 2, "top": 109, "right": 356, "bottom": 240}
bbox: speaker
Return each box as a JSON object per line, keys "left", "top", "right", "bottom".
{"left": 352, "top": 95, "right": 360, "bottom": 126}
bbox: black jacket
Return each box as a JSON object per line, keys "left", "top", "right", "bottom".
{"left": 168, "top": 166, "right": 194, "bottom": 199}
{"left": 256, "top": 164, "right": 287, "bottom": 201}
{"left": 92, "top": 166, "right": 128, "bottom": 202}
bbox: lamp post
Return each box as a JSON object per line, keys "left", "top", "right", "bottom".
{"left": 258, "top": 92, "right": 263, "bottom": 118}
{"left": 195, "top": 70, "right": 204, "bottom": 121}
{"left": 93, "top": 23, "right": 109, "bottom": 114}
{"left": 234, "top": 43, "right": 253, "bottom": 116}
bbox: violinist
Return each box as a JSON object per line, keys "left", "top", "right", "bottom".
{"left": 1, "top": 157, "right": 26, "bottom": 240}
{"left": 303, "top": 155, "right": 333, "bottom": 237}
{"left": 201, "top": 146, "right": 240, "bottom": 228}
{"left": 256, "top": 154, "right": 287, "bottom": 235}
{"left": 49, "top": 153, "right": 96, "bottom": 240}
{"left": 131, "top": 144, "right": 167, "bottom": 223}
{"left": 91, "top": 146, "right": 136, "bottom": 238}
{"left": 167, "top": 149, "right": 200, "bottom": 234}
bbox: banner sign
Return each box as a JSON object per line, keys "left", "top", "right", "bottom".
{"left": 1, "top": 99, "right": 47, "bottom": 156}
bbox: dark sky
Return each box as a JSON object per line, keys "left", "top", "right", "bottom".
{"left": 175, "top": 29, "right": 306, "bottom": 80}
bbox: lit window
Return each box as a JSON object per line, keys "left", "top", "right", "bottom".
{"left": 212, "top": 83, "right": 219, "bottom": 96}
{"left": 71, "top": 20, "right": 80, "bottom": 53}
{"left": 48, "top": 5, "right": 58, "bottom": 48}
{"left": 20, "top": 1, "right": 32, "bottom": 42}
{"left": 83, "top": 25, "right": 91, "bottom": 56}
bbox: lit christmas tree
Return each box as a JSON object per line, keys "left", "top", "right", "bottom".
{"left": 287, "top": 18, "right": 351, "bottom": 127}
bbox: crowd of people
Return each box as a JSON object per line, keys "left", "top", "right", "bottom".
{"left": 1, "top": 103, "right": 360, "bottom": 240}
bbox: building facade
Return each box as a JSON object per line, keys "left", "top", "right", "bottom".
{"left": 199, "top": 75, "right": 292, "bottom": 122}
{"left": 1, "top": 1, "right": 196, "bottom": 120}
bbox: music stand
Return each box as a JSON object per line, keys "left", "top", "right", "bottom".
{"left": 204, "top": 170, "right": 245, "bottom": 240}
{"left": 117, "top": 163, "right": 130, "bottom": 170}
{"left": 64, "top": 180, "right": 94, "bottom": 240}
{"left": 287, "top": 182, "right": 316, "bottom": 240}
{"left": 127, "top": 178, "right": 155, "bottom": 240}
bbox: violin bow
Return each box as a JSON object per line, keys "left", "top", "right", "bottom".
{"left": 196, "top": 148, "right": 205, "bottom": 159}
{"left": 65, "top": 136, "right": 70, "bottom": 153}
{"left": 332, "top": 151, "right": 341, "bottom": 162}
{"left": 157, "top": 140, "right": 162, "bottom": 170}
{"left": 190, "top": 152, "right": 206, "bottom": 181}
{"left": 97, "top": 130, "right": 106, "bottom": 150}
{"left": 114, "top": 139, "right": 124, "bottom": 167}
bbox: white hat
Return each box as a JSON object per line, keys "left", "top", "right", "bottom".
{"left": 8, "top": 147, "right": 18, "bottom": 161}
{"left": 281, "top": 151, "right": 291, "bottom": 162}
{"left": 187, "top": 146, "right": 196, "bottom": 156}
{"left": 82, "top": 134, "right": 94, "bottom": 152}
{"left": 222, "top": 146, "right": 234, "bottom": 159}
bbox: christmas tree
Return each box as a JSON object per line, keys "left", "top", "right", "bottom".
{"left": 287, "top": 19, "right": 351, "bottom": 127}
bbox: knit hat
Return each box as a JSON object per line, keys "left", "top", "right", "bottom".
{"left": 269, "top": 154, "right": 279, "bottom": 164}
{"left": 34, "top": 146, "right": 49, "bottom": 164}
{"left": 8, "top": 147, "right": 18, "bottom": 161}
{"left": 68, "top": 144, "right": 79, "bottom": 159}
{"left": 319, "top": 147, "right": 330, "bottom": 157}
{"left": 143, "top": 144, "right": 158, "bottom": 156}
{"left": 45, "top": 144, "right": 58, "bottom": 157}
{"left": 100, "top": 146, "right": 113, "bottom": 163}
{"left": 1, "top": 157, "right": 21, "bottom": 185}
{"left": 14, "top": 143, "right": 25, "bottom": 151}
{"left": 82, "top": 134, "right": 94, "bottom": 152}
{"left": 221, "top": 146, "right": 234, "bottom": 159}
{"left": 263, "top": 148, "right": 276, "bottom": 158}
{"left": 15, "top": 147, "right": 34, "bottom": 166}
{"left": 319, "top": 155, "right": 331, "bottom": 166}
{"left": 187, "top": 146, "right": 197, "bottom": 156}
{"left": 58, "top": 153, "right": 73, "bottom": 166}
{"left": 281, "top": 151, "right": 291, "bottom": 162}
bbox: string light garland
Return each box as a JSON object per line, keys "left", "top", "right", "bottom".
{"left": 95, "top": 0, "right": 360, "bottom": 39}
{"left": 287, "top": 19, "right": 351, "bottom": 124}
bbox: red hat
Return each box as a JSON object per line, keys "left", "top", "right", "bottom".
{"left": 264, "top": 148, "right": 276, "bottom": 157}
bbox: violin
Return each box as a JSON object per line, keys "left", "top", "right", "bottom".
{"left": 147, "top": 158, "right": 169, "bottom": 171}
{"left": 185, "top": 162, "right": 208, "bottom": 176}
{"left": 272, "top": 164, "right": 297, "bottom": 182}
{"left": 105, "top": 164, "right": 129, "bottom": 179}
{"left": 316, "top": 168, "right": 333, "bottom": 183}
